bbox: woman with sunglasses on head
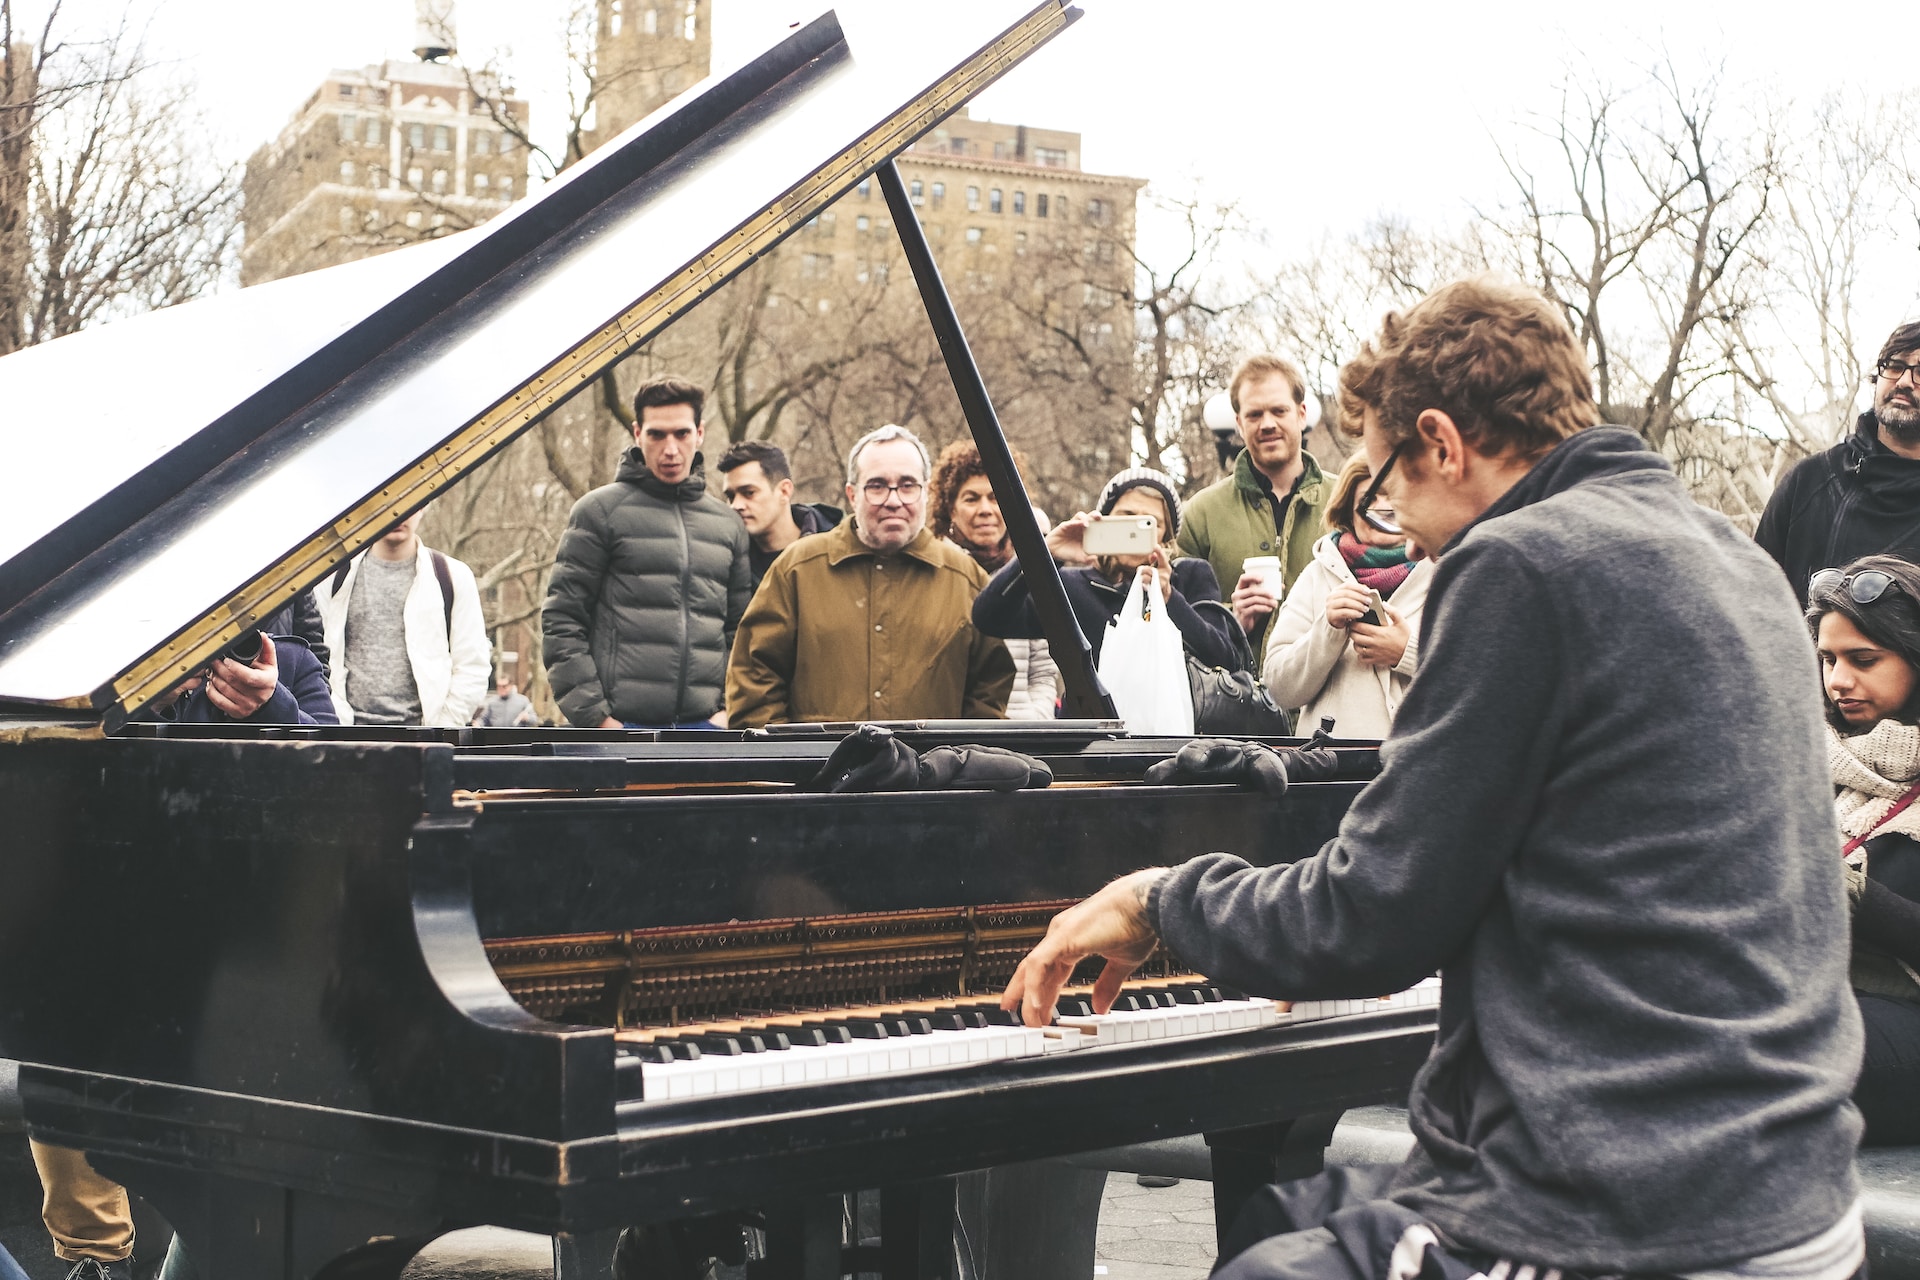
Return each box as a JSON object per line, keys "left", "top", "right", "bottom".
{"left": 1809, "top": 554, "right": 1920, "bottom": 1144}
{"left": 1259, "top": 452, "right": 1434, "bottom": 739}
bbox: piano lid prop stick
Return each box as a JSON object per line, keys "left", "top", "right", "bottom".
{"left": 877, "top": 158, "right": 1116, "bottom": 721}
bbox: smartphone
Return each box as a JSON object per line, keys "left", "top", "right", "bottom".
{"left": 1356, "top": 588, "right": 1390, "bottom": 628}
{"left": 1084, "top": 515, "right": 1158, "bottom": 557}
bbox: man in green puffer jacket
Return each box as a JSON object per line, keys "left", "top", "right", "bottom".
{"left": 1177, "top": 354, "right": 1327, "bottom": 656}
{"left": 543, "top": 376, "right": 752, "bottom": 728}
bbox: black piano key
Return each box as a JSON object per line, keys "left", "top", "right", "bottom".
{"left": 739, "top": 1027, "right": 792, "bottom": 1050}
{"left": 1169, "top": 988, "right": 1205, "bottom": 1005}
{"left": 925, "top": 1013, "right": 970, "bottom": 1032}
{"left": 660, "top": 1040, "right": 702, "bottom": 1061}
{"left": 1054, "top": 996, "right": 1094, "bottom": 1017}
{"left": 932, "top": 1007, "right": 991, "bottom": 1029}
{"left": 797, "top": 1021, "right": 854, "bottom": 1044}
{"left": 687, "top": 1035, "right": 745, "bottom": 1056}
{"left": 892, "top": 1016, "right": 933, "bottom": 1036}
{"left": 625, "top": 1044, "right": 678, "bottom": 1065}
{"left": 981, "top": 1008, "right": 1019, "bottom": 1026}
{"left": 824, "top": 1019, "right": 891, "bottom": 1040}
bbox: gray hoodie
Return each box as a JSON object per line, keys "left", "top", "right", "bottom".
{"left": 1151, "top": 428, "right": 1862, "bottom": 1270}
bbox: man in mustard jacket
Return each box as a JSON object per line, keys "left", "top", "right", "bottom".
{"left": 1178, "top": 353, "right": 1327, "bottom": 654}
{"left": 726, "top": 424, "right": 1014, "bottom": 728}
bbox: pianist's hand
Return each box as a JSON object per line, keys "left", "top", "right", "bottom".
{"left": 1002, "top": 868, "right": 1167, "bottom": 1028}
{"left": 204, "top": 634, "right": 278, "bottom": 719}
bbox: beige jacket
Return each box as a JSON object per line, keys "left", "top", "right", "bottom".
{"left": 726, "top": 521, "right": 1014, "bottom": 728}
{"left": 1261, "top": 533, "right": 1433, "bottom": 740}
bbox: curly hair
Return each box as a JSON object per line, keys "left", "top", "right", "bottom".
{"left": 1340, "top": 275, "right": 1596, "bottom": 458}
{"left": 928, "top": 440, "right": 1029, "bottom": 541}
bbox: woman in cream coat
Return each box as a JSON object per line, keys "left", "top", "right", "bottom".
{"left": 1262, "top": 453, "right": 1434, "bottom": 739}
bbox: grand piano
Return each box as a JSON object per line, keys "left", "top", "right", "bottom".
{"left": 0, "top": 5, "right": 1436, "bottom": 1278}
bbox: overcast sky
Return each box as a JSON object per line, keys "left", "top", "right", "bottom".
{"left": 16, "top": 0, "right": 1920, "bottom": 326}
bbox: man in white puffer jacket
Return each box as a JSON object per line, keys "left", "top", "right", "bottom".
{"left": 1262, "top": 455, "right": 1433, "bottom": 738}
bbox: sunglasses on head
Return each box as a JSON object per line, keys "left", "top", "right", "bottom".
{"left": 1809, "top": 567, "right": 1898, "bottom": 606}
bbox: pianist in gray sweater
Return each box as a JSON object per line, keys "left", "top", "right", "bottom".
{"left": 1003, "top": 279, "right": 1863, "bottom": 1277}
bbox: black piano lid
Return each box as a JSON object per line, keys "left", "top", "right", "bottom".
{"left": 0, "top": 1, "right": 1079, "bottom": 725}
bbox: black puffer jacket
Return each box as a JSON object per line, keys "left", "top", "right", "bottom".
{"left": 543, "top": 450, "right": 751, "bottom": 726}
{"left": 1757, "top": 410, "right": 1920, "bottom": 604}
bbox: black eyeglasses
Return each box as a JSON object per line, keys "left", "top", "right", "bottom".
{"left": 1355, "top": 443, "right": 1404, "bottom": 536}
{"left": 1878, "top": 359, "right": 1920, "bottom": 385}
{"left": 861, "top": 479, "right": 924, "bottom": 503}
{"left": 1809, "top": 567, "right": 1897, "bottom": 605}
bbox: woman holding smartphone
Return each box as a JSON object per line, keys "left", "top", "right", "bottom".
{"left": 1261, "top": 452, "right": 1434, "bottom": 739}
{"left": 971, "top": 466, "right": 1239, "bottom": 669}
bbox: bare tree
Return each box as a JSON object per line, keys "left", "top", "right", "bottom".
{"left": 0, "top": 1, "right": 237, "bottom": 353}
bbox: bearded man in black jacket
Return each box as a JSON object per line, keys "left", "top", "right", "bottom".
{"left": 1758, "top": 319, "right": 1920, "bottom": 604}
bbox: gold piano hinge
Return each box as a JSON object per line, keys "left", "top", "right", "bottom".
{"left": 106, "top": 1, "right": 1073, "bottom": 720}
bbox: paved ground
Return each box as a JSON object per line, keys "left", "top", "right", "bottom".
{"left": 0, "top": 1150, "right": 1216, "bottom": 1280}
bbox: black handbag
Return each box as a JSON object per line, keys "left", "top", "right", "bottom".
{"left": 1185, "top": 600, "right": 1293, "bottom": 736}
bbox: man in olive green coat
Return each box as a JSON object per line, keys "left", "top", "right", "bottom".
{"left": 727, "top": 425, "right": 1014, "bottom": 728}
{"left": 1177, "top": 353, "right": 1327, "bottom": 655}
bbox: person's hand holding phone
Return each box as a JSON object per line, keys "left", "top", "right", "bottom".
{"left": 204, "top": 633, "right": 280, "bottom": 719}
{"left": 1324, "top": 581, "right": 1373, "bottom": 630}
{"left": 1351, "top": 603, "right": 1410, "bottom": 669}
{"left": 1046, "top": 512, "right": 1097, "bottom": 566}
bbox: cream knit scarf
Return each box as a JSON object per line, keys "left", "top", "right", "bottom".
{"left": 1829, "top": 719, "right": 1920, "bottom": 856}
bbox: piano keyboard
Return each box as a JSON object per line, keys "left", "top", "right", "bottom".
{"left": 617, "top": 977, "right": 1441, "bottom": 1102}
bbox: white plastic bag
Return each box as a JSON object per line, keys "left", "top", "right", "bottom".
{"left": 1097, "top": 567, "right": 1195, "bottom": 736}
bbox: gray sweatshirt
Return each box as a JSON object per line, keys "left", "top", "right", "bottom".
{"left": 1150, "top": 428, "right": 1862, "bottom": 1271}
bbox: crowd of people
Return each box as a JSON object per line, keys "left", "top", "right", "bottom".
{"left": 33, "top": 282, "right": 1920, "bottom": 1280}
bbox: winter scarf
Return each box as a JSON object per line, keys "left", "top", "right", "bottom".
{"left": 1831, "top": 718, "right": 1920, "bottom": 856}
{"left": 1335, "top": 531, "right": 1413, "bottom": 596}
{"left": 949, "top": 533, "right": 1013, "bottom": 573}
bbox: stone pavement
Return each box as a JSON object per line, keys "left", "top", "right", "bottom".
{"left": 392, "top": 1173, "right": 1218, "bottom": 1279}
{"left": 1092, "top": 1174, "right": 1216, "bottom": 1280}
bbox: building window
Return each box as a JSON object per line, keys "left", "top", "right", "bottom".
{"left": 1014, "top": 231, "right": 1027, "bottom": 255}
{"left": 432, "top": 168, "right": 449, "bottom": 193}
{"left": 407, "top": 166, "right": 425, "bottom": 189}
{"left": 965, "top": 227, "right": 983, "bottom": 244}
{"left": 989, "top": 188, "right": 1003, "bottom": 214}
{"left": 1096, "top": 240, "right": 1116, "bottom": 265}
{"left": 408, "top": 123, "right": 426, "bottom": 150}
{"left": 498, "top": 176, "right": 512, "bottom": 198}
{"left": 363, "top": 117, "right": 383, "bottom": 145}
{"left": 499, "top": 132, "right": 517, "bottom": 153}
{"left": 684, "top": 0, "right": 698, "bottom": 40}
{"left": 950, "top": 137, "right": 967, "bottom": 155}
{"left": 406, "top": 210, "right": 424, "bottom": 228}
{"left": 643, "top": 6, "right": 657, "bottom": 34}
{"left": 610, "top": 0, "right": 623, "bottom": 36}
{"left": 801, "top": 252, "right": 832, "bottom": 278}
{"left": 472, "top": 130, "right": 491, "bottom": 156}
{"left": 1012, "top": 190, "right": 1025, "bottom": 215}
{"left": 965, "top": 185, "right": 979, "bottom": 211}
{"left": 1086, "top": 198, "right": 1108, "bottom": 226}
{"left": 432, "top": 213, "right": 447, "bottom": 227}
{"left": 1035, "top": 146, "right": 1068, "bottom": 167}
{"left": 473, "top": 173, "right": 489, "bottom": 193}
{"left": 855, "top": 214, "right": 870, "bottom": 233}
{"left": 909, "top": 178, "right": 923, "bottom": 205}
{"left": 338, "top": 113, "right": 358, "bottom": 143}
{"left": 339, "top": 161, "right": 356, "bottom": 182}
{"left": 857, "top": 177, "right": 871, "bottom": 198}
{"left": 1036, "top": 193, "right": 1049, "bottom": 218}
{"left": 433, "top": 125, "right": 452, "bottom": 152}
{"left": 993, "top": 140, "right": 1012, "bottom": 160}
{"left": 339, "top": 84, "right": 356, "bottom": 98}
{"left": 930, "top": 181, "right": 944, "bottom": 208}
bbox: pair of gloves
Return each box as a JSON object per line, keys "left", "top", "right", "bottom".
{"left": 805, "top": 724, "right": 1054, "bottom": 794}
{"left": 1144, "top": 738, "right": 1345, "bottom": 796}
{"left": 804, "top": 725, "right": 1353, "bottom": 797}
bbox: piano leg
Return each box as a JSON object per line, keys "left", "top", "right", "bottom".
{"left": 92, "top": 1158, "right": 446, "bottom": 1280}
{"left": 879, "top": 1178, "right": 957, "bottom": 1279}
{"left": 1204, "top": 1110, "right": 1347, "bottom": 1254}
{"left": 755, "top": 1196, "right": 841, "bottom": 1280}
{"left": 554, "top": 1228, "right": 621, "bottom": 1280}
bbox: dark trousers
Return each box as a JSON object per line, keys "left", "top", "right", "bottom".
{"left": 1213, "top": 1165, "right": 1482, "bottom": 1280}
{"left": 1857, "top": 992, "right": 1920, "bottom": 1146}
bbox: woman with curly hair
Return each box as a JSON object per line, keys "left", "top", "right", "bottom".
{"left": 927, "top": 440, "right": 1059, "bottom": 718}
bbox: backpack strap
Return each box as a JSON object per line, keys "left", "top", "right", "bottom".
{"left": 429, "top": 550, "right": 454, "bottom": 639}
{"left": 328, "top": 558, "right": 353, "bottom": 598}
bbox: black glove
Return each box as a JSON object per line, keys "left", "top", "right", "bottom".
{"left": 1143, "top": 739, "right": 1341, "bottom": 796}
{"left": 805, "top": 724, "right": 920, "bottom": 793}
{"left": 918, "top": 745, "right": 1054, "bottom": 791}
{"left": 1857, "top": 876, "right": 1920, "bottom": 969}
{"left": 806, "top": 725, "right": 1053, "bottom": 793}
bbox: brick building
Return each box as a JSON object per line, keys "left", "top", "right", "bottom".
{"left": 241, "top": 52, "right": 529, "bottom": 286}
